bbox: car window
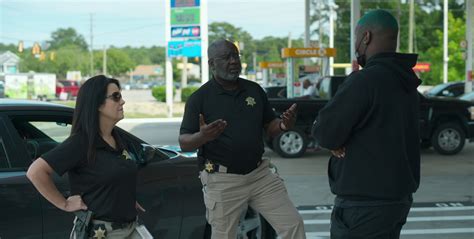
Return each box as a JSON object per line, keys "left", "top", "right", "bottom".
{"left": 425, "top": 83, "right": 448, "bottom": 96}
{"left": 29, "top": 121, "right": 71, "bottom": 143}
{"left": 12, "top": 119, "right": 72, "bottom": 160}
{"left": 449, "top": 85, "right": 465, "bottom": 97}
{"left": 0, "top": 138, "right": 10, "bottom": 169}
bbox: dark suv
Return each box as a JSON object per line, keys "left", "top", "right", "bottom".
{"left": 424, "top": 81, "right": 473, "bottom": 98}
{"left": 0, "top": 99, "right": 275, "bottom": 239}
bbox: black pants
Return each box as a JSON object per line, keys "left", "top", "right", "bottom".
{"left": 330, "top": 201, "right": 412, "bottom": 239}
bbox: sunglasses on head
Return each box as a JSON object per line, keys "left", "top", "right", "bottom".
{"left": 105, "top": 91, "right": 122, "bottom": 102}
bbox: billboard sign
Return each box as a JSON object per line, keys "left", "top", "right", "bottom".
{"left": 171, "top": 8, "right": 200, "bottom": 25}
{"left": 168, "top": 40, "right": 202, "bottom": 57}
{"left": 171, "top": 26, "right": 200, "bottom": 38}
{"left": 171, "top": 0, "right": 200, "bottom": 7}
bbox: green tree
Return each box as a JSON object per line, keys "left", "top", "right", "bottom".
{"left": 208, "top": 22, "right": 256, "bottom": 72}
{"left": 0, "top": 43, "right": 17, "bottom": 53}
{"left": 420, "top": 12, "right": 466, "bottom": 85}
{"left": 47, "top": 28, "right": 88, "bottom": 51}
{"left": 94, "top": 48, "right": 134, "bottom": 77}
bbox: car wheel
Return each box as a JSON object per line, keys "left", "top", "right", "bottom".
{"left": 431, "top": 123, "right": 466, "bottom": 155}
{"left": 272, "top": 129, "right": 307, "bottom": 158}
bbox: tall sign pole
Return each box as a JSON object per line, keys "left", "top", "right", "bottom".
{"left": 443, "top": 0, "right": 449, "bottom": 83}
{"left": 201, "top": 0, "right": 209, "bottom": 83}
{"left": 350, "top": 0, "right": 360, "bottom": 67}
{"left": 165, "top": 0, "right": 173, "bottom": 117}
{"left": 466, "top": 0, "right": 473, "bottom": 93}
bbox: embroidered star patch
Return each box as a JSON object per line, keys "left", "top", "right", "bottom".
{"left": 245, "top": 97, "right": 256, "bottom": 107}
{"left": 205, "top": 162, "right": 214, "bottom": 173}
{"left": 122, "top": 149, "right": 132, "bottom": 160}
{"left": 92, "top": 225, "right": 107, "bottom": 239}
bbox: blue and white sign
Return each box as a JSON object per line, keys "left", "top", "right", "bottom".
{"left": 168, "top": 39, "right": 202, "bottom": 57}
{"left": 171, "top": 0, "right": 200, "bottom": 8}
{"left": 171, "top": 26, "right": 201, "bottom": 38}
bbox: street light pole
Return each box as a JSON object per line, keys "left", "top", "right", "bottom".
{"left": 443, "top": 0, "right": 449, "bottom": 83}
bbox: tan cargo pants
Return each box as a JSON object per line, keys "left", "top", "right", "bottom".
{"left": 200, "top": 159, "right": 306, "bottom": 239}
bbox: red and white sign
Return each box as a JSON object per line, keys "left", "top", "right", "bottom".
{"left": 413, "top": 63, "right": 431, "bottom": 72}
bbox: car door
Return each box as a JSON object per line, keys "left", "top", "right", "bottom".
{"left": 6, "top": 112, "right": 75, "bottom": 238}
{"left": 0, "top": 115, "right": 43, "bottom": 238}
{"left": 120, "top": 130, "right": 184, "bottom": 239}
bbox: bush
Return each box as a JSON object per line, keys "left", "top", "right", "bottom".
{"left": 181, "top": 86, "right": 200, "bottom": 102}
{"left": 151, "top": 86, "right": 175, "bottom": 102}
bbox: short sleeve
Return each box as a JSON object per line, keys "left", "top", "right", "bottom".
{"left": 41, "top": 133, "right": 86, "bottom": 176}
{"left": 180, "top": 91, "right": 201, "bottom": 135}
{"left": 260, "top": 87, "right": 277, "bottom": 124}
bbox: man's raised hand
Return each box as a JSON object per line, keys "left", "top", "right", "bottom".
{"left": 199, "top": 114, "right": 227, "bottom": 142}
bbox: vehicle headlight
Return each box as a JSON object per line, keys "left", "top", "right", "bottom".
{"left": 470, "top": 106, "right": 474, "bottom": 120}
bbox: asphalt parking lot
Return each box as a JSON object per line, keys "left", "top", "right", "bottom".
{"left": 268, "top": 145, "right": 474, "bottom": 239}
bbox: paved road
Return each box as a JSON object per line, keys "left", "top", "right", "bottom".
{"left": 117, "top": 120, "right": 474, "bottom": 239}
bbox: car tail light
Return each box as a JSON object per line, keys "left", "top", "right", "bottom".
{"left": 470, "top": 106, "right": 474, "bottom": 120}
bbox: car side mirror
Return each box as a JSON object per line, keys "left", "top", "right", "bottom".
{"left": 139, "top": 144, "right": 170, "bottom": 165}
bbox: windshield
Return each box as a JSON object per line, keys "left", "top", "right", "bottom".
{"left": 459, "top": 91, "right": 474, "bottom": 101}
{"left": 425, "top": 83, "right": 449, "bottom": 96}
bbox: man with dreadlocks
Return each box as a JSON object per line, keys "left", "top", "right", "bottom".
{"left": 313, "top": 9, "right": 421, "bottom": 239}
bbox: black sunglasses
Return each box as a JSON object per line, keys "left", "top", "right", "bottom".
{"left": 215, "top": 52, "right": 241, "bottom": 61}
{"left": 105, "top": 92, "right": 122, "bottom": 102}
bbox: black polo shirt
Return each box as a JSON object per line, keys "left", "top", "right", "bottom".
{"left": 42, "top": 129, "right": 138, "bottom": 223}
{"left": 180, "top": 78, "right": 276, "bottom": 173}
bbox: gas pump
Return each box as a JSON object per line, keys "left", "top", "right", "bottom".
{"left": 281, "top": 47, "right": 336, "bottom": 98}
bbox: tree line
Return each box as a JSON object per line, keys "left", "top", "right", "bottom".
{"left": 0, "top": 0, "right": 468, "bottom": 85}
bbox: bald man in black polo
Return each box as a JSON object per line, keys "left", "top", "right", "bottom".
{"left": 179, "top": 39, "right": 305, "bottom": 239}
{"left": 313, "top": 10, "right": 421, "bottom": 239}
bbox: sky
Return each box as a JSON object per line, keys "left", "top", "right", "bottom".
{"left": 0, "top": 0, "right": 305, "bottom": 49}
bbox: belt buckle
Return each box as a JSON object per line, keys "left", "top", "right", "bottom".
{"left": 204, "top": 162, "right": 215, "bottom": 173}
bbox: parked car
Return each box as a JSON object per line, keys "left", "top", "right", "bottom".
{"left": 0, "top": 99, "right": 276, "bottom": 238}
{"left": 0, "top": 81, "right": 4, "bottom": 98}
{"left": 266, "top": 76, "right": 474, "bottom": 157}
{"left": 459, "top": 91, "right": 474, "bottom": 102}
{"left": 56, "top": 80, "right": 80, "bottom": 99}
{"left": 424, "top": 81, "right": 473, "bottom": 98}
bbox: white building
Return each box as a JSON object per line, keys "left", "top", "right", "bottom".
{"left": 0, "top": 51, "right": 20, "bottom": 76}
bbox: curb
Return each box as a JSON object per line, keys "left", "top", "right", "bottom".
{"left": 120, "top": 117, "right": 183, "bottom": 124}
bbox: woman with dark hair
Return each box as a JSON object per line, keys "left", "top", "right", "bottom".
{"left": 27, "top": 75, "right": 149, "bottom": 238}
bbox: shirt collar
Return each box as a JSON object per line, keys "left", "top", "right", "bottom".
{"left": 95, "top": 129, "right": 124, "bottom": 152}
{"left": 210, "top": 76, "right": 247, "bottom": 96}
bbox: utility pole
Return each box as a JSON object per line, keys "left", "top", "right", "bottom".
{"left": 329, "top": 4, "right": 334, "bottom": 75}
{"left": 288, "top": 32, "right": 292, "bottom": 48}
{"left": 252, "top": 52, "right": 257, "bottom": 74}
{"left": 408, "top": 0, "right": 415, "bottom": 53}
{"left": 304, "top": 0, "right": 310, "bottom": 65}
{"left": 90, "top": 14, "right": 94, "bottom": 77}
{"left": 103, "top": 45, "right": 107, "bottom": 76}
{"left": 181, "top": 57, "right": 188, "bottom": 89}
{"left": 443, "top": 0, "right": 449, "bottom": 83}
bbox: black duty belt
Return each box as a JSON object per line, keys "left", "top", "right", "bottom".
{"left": 201, "top": 159, "right": 262, "bottom": 175}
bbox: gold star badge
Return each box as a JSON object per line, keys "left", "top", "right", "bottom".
{"left": 122, "top": 150, "right": 132, "bottom": 160}
{"left": 245, "top": 97, "right": 256, "bottom": 107}
{"left": 93, "top": 226, "right": 106, "bottom": 239}
{"left": 205, "top": 162, "right": 214, "bottom": 173}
